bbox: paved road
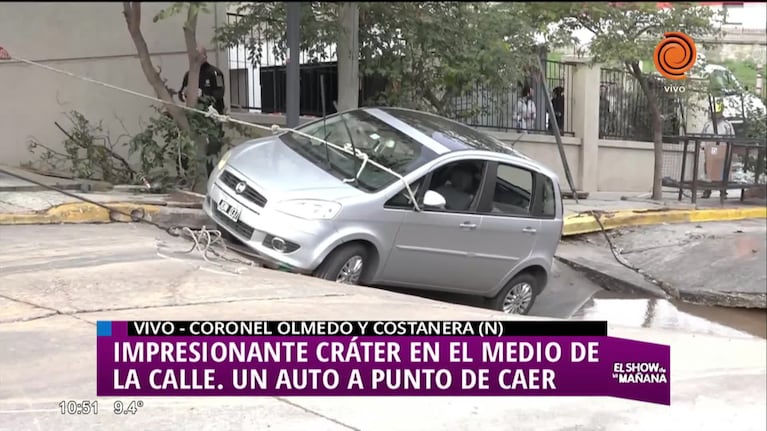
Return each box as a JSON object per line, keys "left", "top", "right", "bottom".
{"left": 0, "top": 223, "right": 601, "bottom": 320}
{"left": 1, "top": 224, "right": 765, "bottom": 431}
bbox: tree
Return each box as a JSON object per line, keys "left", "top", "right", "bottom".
{"left": 554, "top": 2, "right": 721, "bottom": 200}
{"left": 216, "top": 2, "right": 567, "bottom": 117}
{"left": 122, "top": 2, "right": 209, "bottom": 190}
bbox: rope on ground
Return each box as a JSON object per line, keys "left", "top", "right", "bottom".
{"left": 159, "top": 225, "right": 256, "bottom": 274}
{"left": 586, "top": 210, "right": 676, "bottom": 297}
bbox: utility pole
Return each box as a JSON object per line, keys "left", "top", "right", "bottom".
{"left": 337, "top": 3, "right": 360, "bottom": 112}
{"left": 286, "top": 2, "right": 301, "bottom": 128}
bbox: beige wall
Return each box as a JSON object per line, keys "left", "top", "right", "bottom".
{"left": 0, "top": 2, "right": 227, "bottom": 167}
{"left": 597, "top": 140, "right": 655, "bottom": 192}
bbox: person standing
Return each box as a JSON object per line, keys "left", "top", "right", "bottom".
{"left": 700, "top": 100, "right": 735, "bottom": 199}
{"left": 549, "top": 86, "right": 565, "bottom": 133}
{"left": 515, "top": 85, "right": 536, "bottom": 133}
{"left": 179, "top": 45, "right": 226, "bottom": 114}
{"left": 178, "top": 45, "right": 227, "bottom": 176}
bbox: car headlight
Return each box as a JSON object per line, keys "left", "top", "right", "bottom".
{"left": 273, "top": 200, "right": 342, "bottom": 220}
{"left": 216, "top": 149, "right": 232, "bottom": 171}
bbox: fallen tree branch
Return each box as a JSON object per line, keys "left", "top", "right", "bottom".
{"left": 53, "top": 121, "right": 136, "bottom": 177}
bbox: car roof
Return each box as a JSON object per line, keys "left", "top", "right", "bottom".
{"left": 362, "top": 106, "right": 531, "bottom": 159}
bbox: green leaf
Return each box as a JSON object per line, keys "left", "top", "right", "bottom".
{"left": 153, "top": 2, "right": 188, "bottom": 23}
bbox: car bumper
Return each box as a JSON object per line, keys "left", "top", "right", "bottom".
{"left": 203, "top": 183, "right": 339, "bottom": 273}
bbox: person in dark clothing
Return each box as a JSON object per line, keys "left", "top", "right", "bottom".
{"left": 178, "top": 45, "right": 227, "bottom": 176}
{"left": 179, "top": 46, "right": 226, "bottom": 114}
{"left": 550, "top": 86, "right": 565, "bottom": 133}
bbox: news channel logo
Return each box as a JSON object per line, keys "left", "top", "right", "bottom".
{"left": 653, "top": 32, "right": 697, "bottom": 81}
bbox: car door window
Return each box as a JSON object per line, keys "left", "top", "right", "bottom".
{"left": 425, "top": 160, "right": 486, "bottom": 212}
{"left": 531, "top": 173, "right": 557, "bottom": 218}
{"left": 484, "top": 163, "right": 534, "bottom": 216}
{"left": 385, "top": 177, "right": 426, "bottom": 209}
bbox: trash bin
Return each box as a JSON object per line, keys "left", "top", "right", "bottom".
{"left": 704, "top": 142, "right": 730, "bottom": 182}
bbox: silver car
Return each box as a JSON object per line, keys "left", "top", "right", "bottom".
{"left": 204, "top": 107, "right": 563, "bottom": 314}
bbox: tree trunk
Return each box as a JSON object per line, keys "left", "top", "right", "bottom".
{"left": 630, "top": 62, "right": 664, "bottom": 201}
{"left": 183, "top": 5, "right": 203, "bottom": 109}
{"left": 336, "top": 3, "right": 360, "bottom": 112}
{"left": 181, "top": 4, "right": 208, "bottom": 192}
{"left": 122, "top": 3, "right": 190, "bottom": 133}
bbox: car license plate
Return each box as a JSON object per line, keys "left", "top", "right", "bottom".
{"left": 217, "top": 198, "right": 242, "bottom": 222}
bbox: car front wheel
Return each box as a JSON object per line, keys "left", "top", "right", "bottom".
{"left": 490, "top": 273, "right": 540, "bottom": 315}
{"left": 314, "top": 243, "right": 369, "bottom": 285}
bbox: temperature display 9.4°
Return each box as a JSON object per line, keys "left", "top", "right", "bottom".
{"left": 113, "top": 400, "right": 144, "bottom": 415}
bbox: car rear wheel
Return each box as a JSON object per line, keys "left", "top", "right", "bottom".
{"left": 490, "top": 273, "right": 540, "bottom": 315}
{"left": 314, "top": 243, "right": 369, "bottom": 285}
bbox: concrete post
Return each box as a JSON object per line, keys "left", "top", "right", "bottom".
{"left": 286, "top": 2, "right": 301, "bottom": 128}
{"left": 569, "top": 59, "right": 602, "bottom": 192}
{"left": 756, "top": 63, "right": 764, "bottom": 98}
{"left": 336, "top": 3, "right": 360, "bottom": 112}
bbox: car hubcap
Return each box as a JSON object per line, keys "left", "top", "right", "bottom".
{"left": 336, "top": 256, "right": 364, "bottom": 284}
{"left": 503, "top": 282, "right": 533, "bottom": 314}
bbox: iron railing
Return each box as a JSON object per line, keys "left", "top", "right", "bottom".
{"left": 451, "top": 60, "right": 575, "bottom": 135}
{"left": 598, "top": 68, "right": 683, "bottom": 142}
{"left": 226, "top": 12, "right": 330, "bottom": 113}
{"left": 225, "top": 13, "right": 575, "bottom": 135}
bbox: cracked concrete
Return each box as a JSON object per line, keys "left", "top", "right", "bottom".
{"left": 1, "top": 223, "right": 765, "bottom": 431}
{"left": 557, "top": 219, "right": 767, "bottom": 308}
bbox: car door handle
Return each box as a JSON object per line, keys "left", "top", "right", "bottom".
{"left": 459, "top": 222, "right": 478, "bottom": 229}
{"left": 522, "top": 227, "right": 537, "bottom": 234}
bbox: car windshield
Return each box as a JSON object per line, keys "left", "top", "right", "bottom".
{"left": 280, "top": 110, "right": 438, "bottom": 192}
{"left": 380, "top": 108, "right": 529, "bottom": 158}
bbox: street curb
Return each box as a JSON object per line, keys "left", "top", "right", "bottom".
{"left": 563, "top": 206, "right": 767, "bottom": 237}
{"left": 0, "top": 202, "right": 163, "bottom": 225}
{"left": 0, "top": 202, "right": 215, "bottom": 231}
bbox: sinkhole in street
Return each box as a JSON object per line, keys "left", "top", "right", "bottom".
{"left": 574, "top": 290, "right": 767, "bottom": 340}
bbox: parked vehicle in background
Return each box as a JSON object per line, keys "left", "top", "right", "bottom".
{"left": 204, "top": 107, "right": 564, "bottom": 315}
{"left": 703, "top": 64, "right": 766, "bottom": 128}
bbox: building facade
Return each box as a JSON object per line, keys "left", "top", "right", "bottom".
{"left": 0, "top": 2, "right": 228, "bottom": 168}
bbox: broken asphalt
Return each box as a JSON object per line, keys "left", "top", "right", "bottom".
{"left": 1, "top": 224, "right": 765, "bottom": 431}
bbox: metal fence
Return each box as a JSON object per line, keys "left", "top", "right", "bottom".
{"left": 226, "top": 13, "right": 575, "bottom": 135}
{"left": 226, "top": 12, "right": 332, "bottom": 113}
{"left": 598, "top": 68, "right": 694, "bottom": 182}
{"left": 598, "top": 68, "right": 683, "bottom": 142}
{"left": 451, "top": 60, "right": 575, "bottom": 135}
{"left": 660, "top": 134, "right": 766, "bottom": 205}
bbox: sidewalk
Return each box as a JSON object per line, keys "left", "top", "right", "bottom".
{"left": 1, "top": 168, "right": 765, "bottom": 231}
{"left": 0, "top": 166, "right": 207, "bottom": 227}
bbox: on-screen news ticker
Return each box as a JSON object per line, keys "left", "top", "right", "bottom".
{"left": 96, "top": 320, "right": 671, "bottom": 405}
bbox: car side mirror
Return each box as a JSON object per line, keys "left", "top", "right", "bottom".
{"left": 423, "top": 190, "right": 446, "bottom": 209}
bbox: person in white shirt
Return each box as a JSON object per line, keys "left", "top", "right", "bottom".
{"left": 700, "top": 100, "right": 735, "bottom": 198}
{"left": 516, "top": 85, "right": 536, "bottom": 133}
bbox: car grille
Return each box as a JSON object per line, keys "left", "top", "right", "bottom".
{"left": 219, "top": 170, "right": 268, "bottom": 207}
{"left": 212, "top": 206, "right": 256, "bottom": 239}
